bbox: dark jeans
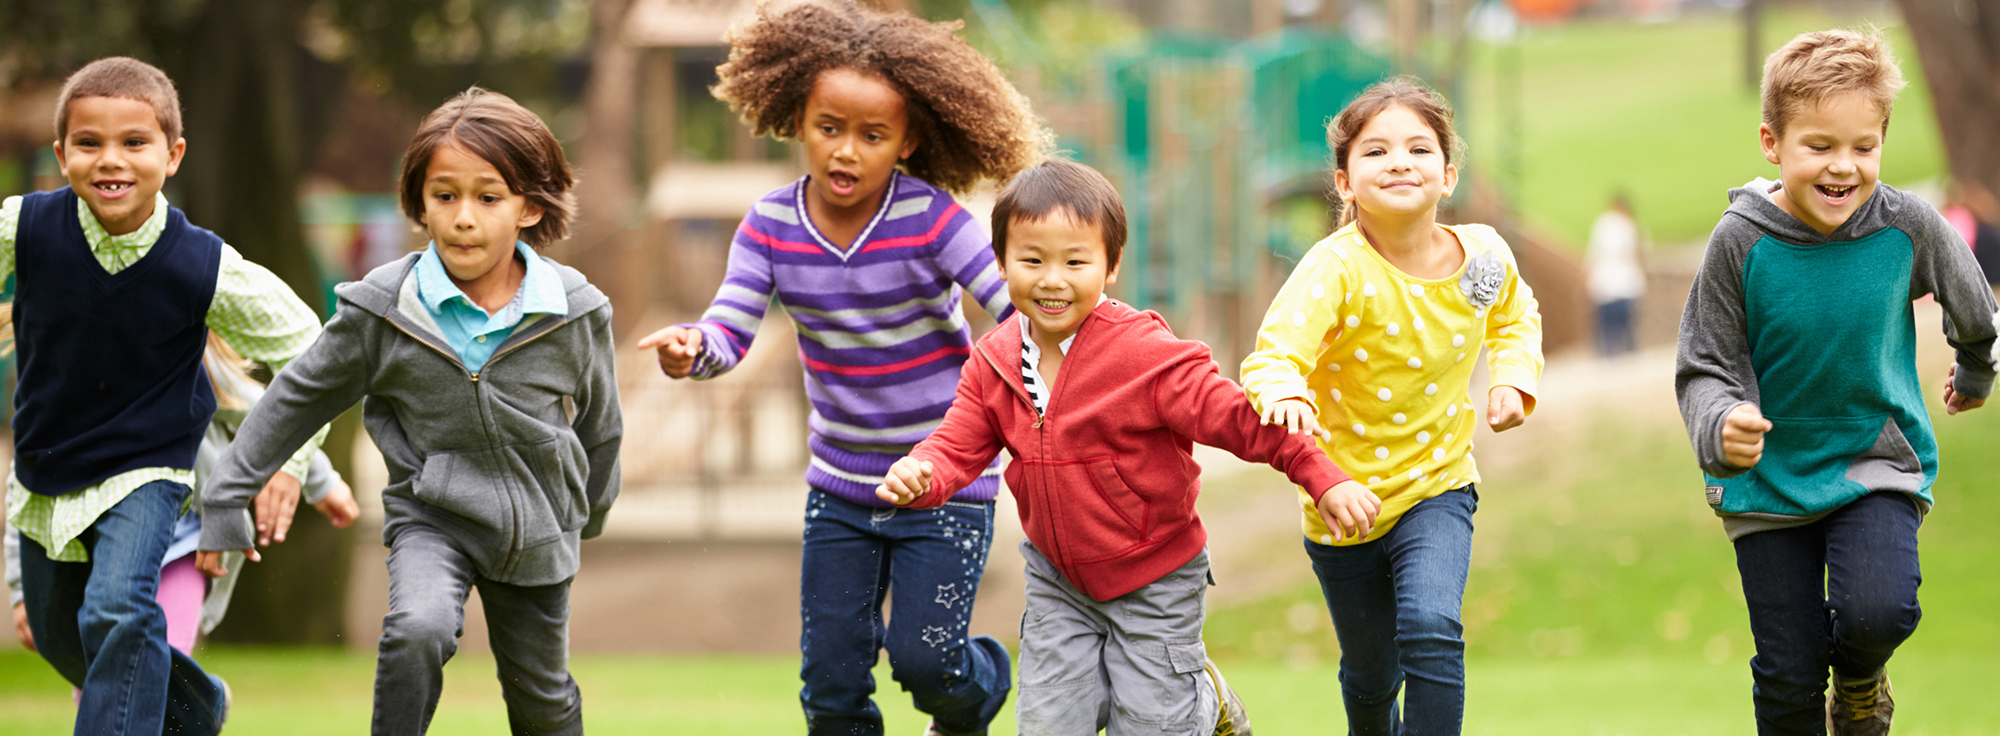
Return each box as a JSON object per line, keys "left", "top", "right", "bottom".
{"left": 1595, "top": 298, "right": 1637, "bottom": 356}
{"left": 798, "top": 489, "right": 1010, "bottom": 736}
{"left": 18, "top": 480, "right": 227, "bottom": 736}
{"left": 1733, "top": 491, "right": 1922, "bottom": 736}
{"left": 1304, "top": 486, "right": 1477, "bottom": 736}
{"left": 374, "top": 524, "right": 580, "bottom": 736}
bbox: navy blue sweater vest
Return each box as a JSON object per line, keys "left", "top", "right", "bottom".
{"left": 12, "top": 188, "right": 220, "bottom": 496}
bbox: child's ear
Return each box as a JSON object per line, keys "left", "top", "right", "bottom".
{"left": 518, "top": 200, "right": 545, "bottom": 229}
{"left": 1440, "top": 162, "right": 1458, "bottom": 198}
{"left": 899, "top": 132, "right": 918, "bottom": 162}
{"left": 163, "top": 138, "right": 187, "bottom": 178}
{"left": 1332, "top": 168, "right": 1354, "bottom": 204}
{"left": 1759, "top": 123, "right": 1782, "bottom": 166}
{"left": 50, "top": 140, "right": 65, "bottom": 169}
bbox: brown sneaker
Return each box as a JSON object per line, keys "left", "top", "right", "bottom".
{"left": 1826, "top": 668, "right": 1894, "bottom": 736}
{"left": 1206, "top": 662, "right": 1252, "bottom": 736}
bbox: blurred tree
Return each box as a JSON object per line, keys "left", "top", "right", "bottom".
{"left": 0, "top": 0, "right": 582, "bottom": 644}
{"left": 1895, "top": 0, "right": 2000, "bottom": 201}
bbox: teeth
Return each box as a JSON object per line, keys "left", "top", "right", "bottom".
{"left": 1036, "top": 299, "right": 1068, "bottom": 308}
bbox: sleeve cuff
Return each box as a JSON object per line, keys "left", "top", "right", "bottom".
{"left": 1954, "top": 361, "right": 1995, "bottom": 400}
{"left": 1701, "top": 401, "right": 1754, "bottom": 479}
{"left": 299, "top": 452, "right": 336, "bottom": 505}
{"left": 198, "top": 506, "right": 257, "bottom": 552}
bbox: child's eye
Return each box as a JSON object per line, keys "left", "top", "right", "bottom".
{"left": 865, "top": 133, "right": 882, "bottom": 143}
{"left": 125, "top": 138, "right": 147, "bottom": 148}
{"left": 480, "top": 194, "right": 501, "bottom": 204}
{"left": 1363, "top": 148, "right": 1385, "bottom": 157}
{"left": 820, "top": 125, "right": 837, "bottom": 135}
{"left": 1412, "top": 146, "right": 1431, "bottom": 155}
{"left": 1808, "top": 145, "right": 1830, "bottom": 153}
{"left": 1855, "top": 146, "right": 1876, "bottom": 154}
{"left": 434, "top": 192, "right": 454, "bottom": 202}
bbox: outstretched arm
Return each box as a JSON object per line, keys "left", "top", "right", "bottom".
{"left": 641, "top": 221, "right": 778, "bottom": 380}
{"left": 895, "top": 360, "right": 1006, "bottom": 508}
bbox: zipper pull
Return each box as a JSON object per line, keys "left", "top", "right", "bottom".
{"left": 1033, "top": 414, "right": 1044, "bottom": 429}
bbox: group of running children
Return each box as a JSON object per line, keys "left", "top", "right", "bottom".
{"left": 2, "top": 1, "right": 1989, "bottom": 736}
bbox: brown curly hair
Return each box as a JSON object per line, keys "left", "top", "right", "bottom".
{"left": 712, "top": 0, "right": 1051, "bottom": 195}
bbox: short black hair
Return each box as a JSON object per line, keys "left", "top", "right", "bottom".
{"left": 990, "top": 158, "right": 1127, "bottom": 270}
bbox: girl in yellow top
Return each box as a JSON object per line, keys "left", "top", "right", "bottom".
{"left": 1240, "top": 77, "right": 1542, "bottom": 735}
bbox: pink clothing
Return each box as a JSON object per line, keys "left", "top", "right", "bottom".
{"left": 157, "top": 554, "right": 206, "bottom": 655}
{"left": 1946, "top": 205, "right": 1978, "bottom": 251}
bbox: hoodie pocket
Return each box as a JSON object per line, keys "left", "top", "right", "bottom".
{"left": 413, "top": 439, "right": 583, "bottom": 550}
{"left": 1038, "top": 457, "right": 1148, "bottom": 564}
{"left": 1738, "top": 414, "right": 1891, "bottom": 514}
{"left": 412, "top": 448, "right": 512, "bottom": 539}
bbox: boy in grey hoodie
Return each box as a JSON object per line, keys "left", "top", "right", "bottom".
{"left": 196, "top": 88, "right": 621, "bottom": 736}
{"left": 1675, "top": 30, "right": 1996, "bottom": 736}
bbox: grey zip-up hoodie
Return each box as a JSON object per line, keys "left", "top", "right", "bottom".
{"left": 199, "top": 253, "right": 622, "bottom": 586}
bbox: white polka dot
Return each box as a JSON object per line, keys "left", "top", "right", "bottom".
{"left": 1425, "top": 383, "right": 1438, "bottom": 396}
{"left": 1498, "top": 325, "right": 1512, "bottom": 336}
{"left": 1363, "top": 283, "right": 1377, "bottom": 297}
{"left": 1331, "top": 389, "right": 1342, "bottom": 402}
{"left": 1374, "top": 446, "right": 1389, "bottom": 459}
{"left": 1321, "top": 534, "right": 1334, "bottom": 544}
{"left": 1355, "top": 348, "right": 1369, "bottom": 362}
{"left": 1497, "top": 349, "right": 1511, "bottom": 358}
{"left": 1293, "top": 311, "right": 1307, "bottom": 327}
{"left": 1444, "top": 433, "right": 1453, "bottom": 443}
{"left": 1345, "top": 315, "right": 1360, "bottom": 328}
{"left": 1457, "top": 352, "right": 1466, "bottom": 362}
{"left": 1417, "top": 430, "right": 1431, "bottom": 443}
{"left": 1386, "top": 322, "right": 1400, "bottom": 336}
{"left": 1302, "top": 255, "right": 1315, "bottom": 270}
{"left": 1433, "top": 448, "right": 1446, "bottom": 462}
{"left": 1413, "top": 316, "right": 1425, "bottom": 331}
{"left": 1409, "top": 284, "right": 1424, "bottom": 297}
{"left": 1407, "top": 357, "right": 1423, "bottom": 369}
{"left": 1345, "top": 292, "right": 1353, "bottom": 304}
{"left": 1465, "top": 401, "right": 1475, "bottom": 409}
{"left": 1352, "top": 423, "right": 1366, "bottom": 436}
{"left": 1392, "top": 413, "right": 1407, "bottom": 424}
{"left": 1409, "top": 469, "right": 1423, "bottom": 480}
{"left": 1446, "top": 404, "right": 1458, "bottom": 417}
{"left": 1452, "top": 334, "right": 1465, "bottom": 347}
{"left": 1477, "top": 307, "right": 1488, "bottom": 318}
{"left": 1377, "top": 388, "right": 1392, "bottom": 401}
{"left": 1312, "top": 284, "right": 1325, "bottom": 299}
{"left": 1368, "top": 476, "right": 1381, "bottom": 484}
{"left": 1334, "top": 248, "right": 1349, "bottom": 259}
{"left": 1330, "top": 363, "right": 1342, "bottom": 371}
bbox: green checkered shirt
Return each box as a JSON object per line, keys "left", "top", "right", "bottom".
{"left": 2, "top": 192, "right": 326, "bottom": 561}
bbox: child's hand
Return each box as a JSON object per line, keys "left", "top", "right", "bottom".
{"left": 1486, "top": 386, "right": 1527, "bottom": 432}
{"left": 195, "top": 548, "right": 258, "bottom": 578}
{"left": 1260, "top": 398, "right": 1332, "bottom": 441}
{"left": 1315, "top": 480, "right": 1382, "bottom": 543}
{"left": 12, "top": 602, "right": 33, "bottom": 652}
{"left": 312, "top": 479, "right": 359, "bottom": 529}
{"left": 1721, "top": 403, "right": 1771, "bottom": 468}
{"left": 1943, "top": 363, "right": 1987, "bottom": 415}
{"left": 637, "top": 326, "right": 703, "bottom": 378}
{"left": 875, "top": 457, "right": 934, "bottom": 506}
{"left": 254, "top": 471, "right": 302, "bottom": 546}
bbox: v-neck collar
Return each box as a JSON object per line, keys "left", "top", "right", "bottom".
{"left": 67, "top": 188, "right": 176, "bottom": 291}
{"left": 795, "top": 171, "right": 899, "bottom": 261}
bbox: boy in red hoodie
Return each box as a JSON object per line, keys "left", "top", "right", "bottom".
{"left": 877, "top": 159, "right": 1380, "bottom": 736}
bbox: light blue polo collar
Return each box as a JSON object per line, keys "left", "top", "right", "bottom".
{"left": 414, "top": 241, "right": 568, "bottom": 318}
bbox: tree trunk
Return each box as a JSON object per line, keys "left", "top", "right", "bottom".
{"left": 1894, "top": 0, "right": 2000, "bottom": 202}
{"left": 565, "top": 0, "right": 644, "bottom": 335}
{"left": 155, "top": 0, "right": 358, "bottom": 646}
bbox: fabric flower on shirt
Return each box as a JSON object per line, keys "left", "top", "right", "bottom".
{"left": 1460, "top": 252, "right": 1506, "bottom": 308}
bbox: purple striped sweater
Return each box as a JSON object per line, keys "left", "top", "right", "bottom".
{"left": 683, "top": 172, "right": 1011, "bottom": 506}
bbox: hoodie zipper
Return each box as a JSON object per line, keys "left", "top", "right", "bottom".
{"left": 977, "top": 340, "right": 1061, "bottom": 564}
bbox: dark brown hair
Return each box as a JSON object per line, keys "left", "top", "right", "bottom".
{"left": 399, "top": 87, "right": 576, "bottom": 246}
{"left": 711, "top": 0, "right": 1051, "bottom": 195}
{"left": 1326, "top": 76, "right": 1462, "bottom": 227}
{"left": 990, "top": 158, "right": 1127, "bottom": 269}
{"left": 56, "top": 57, "right": 183, "bottom": 142}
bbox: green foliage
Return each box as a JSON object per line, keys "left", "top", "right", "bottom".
{"left": 1459, "top": 6, "right": 1945, "bottom": 248}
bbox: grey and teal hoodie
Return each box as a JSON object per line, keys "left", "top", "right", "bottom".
{"left": 1676, "top": 180, "right": 1998, "bottom": 540}
{"left": 198, "top": 253, "right": 622, "bottom": 586}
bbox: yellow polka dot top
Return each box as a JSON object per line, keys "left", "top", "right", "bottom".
{"left": 1241, "top": 222, "right": 1543, "bottom": 546}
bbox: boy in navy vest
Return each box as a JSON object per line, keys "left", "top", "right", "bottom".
{"left": 5, "top": 57, "right": 327, "bottom": 735}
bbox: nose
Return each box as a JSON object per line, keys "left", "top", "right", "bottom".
{"left": 1829, "top": 151, "right": 1857, "bottom": 176}
{"left": 833, "top": 134, "right": 858, "bottom": 163}
{"left": 453, "top": 200, "right": 477, "bottom": 230}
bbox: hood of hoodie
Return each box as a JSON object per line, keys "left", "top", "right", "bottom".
{"left": 1724, "top": 178, "right": 1917, "bottom": 246}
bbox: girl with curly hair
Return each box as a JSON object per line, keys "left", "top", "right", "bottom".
{"left": 637, "top": 2, "right": 1048, "bottom": 734}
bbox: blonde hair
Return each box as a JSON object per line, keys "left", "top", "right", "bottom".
{"left": 1761, "top": 28, "right": 1906, "bottom": 138}
{"left": 1325, "top": 76, "right": 1462, "bottom": 228}
{"left": 0, "top": 304, "right": 260, "bottom": 410}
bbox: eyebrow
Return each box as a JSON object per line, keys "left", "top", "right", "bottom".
{"left": 1359, "top": 134, "right": 1437, "bottom": 147}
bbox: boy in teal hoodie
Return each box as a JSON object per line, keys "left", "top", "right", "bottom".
{"left": 1675, "top": 29, "right": 1998, "bottom": 736}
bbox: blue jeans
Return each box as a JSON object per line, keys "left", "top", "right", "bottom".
{"left": 799, "top": 489, "right": 1011, "bottom": 735}
{"left": 1733, "top": 491, "right": 1922, "bottom": 735}
{"left": 17, "top": 480, "right": 227, "bottom": 736}
{"left": 1303, "top": 486, "right": 1477, "bottom": 736}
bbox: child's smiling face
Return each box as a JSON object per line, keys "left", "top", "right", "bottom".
{"left": 56, "top": 96, "right": 184, "bottom": 236}
{"left": 420, "top": 141, "right": 544, "bottom": 286}
{"left": 799, "top": 68, "right": 917, "bottom": 216}
{"left": 1761, "top": 91, "right": 1884, "bottom": 235}
{"left": 1002, "top": 210, "right": 1118, "bottom": 350}
{"left": 1334, "top": 103, "right": 1457, "bottom": 223}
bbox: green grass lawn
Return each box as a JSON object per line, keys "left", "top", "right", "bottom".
{"left": 1459, "top": 6, "right": 1947, "bottom": 248}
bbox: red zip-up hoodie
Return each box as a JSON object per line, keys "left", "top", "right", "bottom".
{"left": 906, "top": 300, "right": 1350, "bottom": 601}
